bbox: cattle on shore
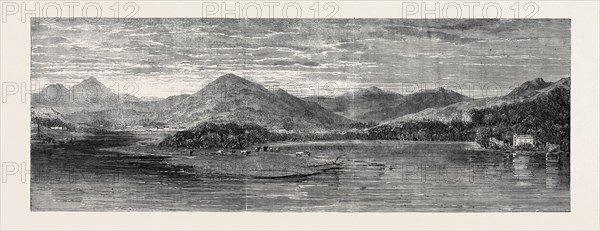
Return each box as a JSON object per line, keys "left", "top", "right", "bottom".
{"left": 258, "top": 146, "right": 281, "bottom": 152}
{"left": 241, "top": 150, "right": 251, "bottom": 156}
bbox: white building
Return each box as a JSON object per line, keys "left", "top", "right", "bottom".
{"left": 513, "top": 134, "right": 534, "bottom": 146}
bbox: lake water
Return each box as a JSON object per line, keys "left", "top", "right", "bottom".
{"left": 31, "top": 135, "right": 570, "bottom": 212}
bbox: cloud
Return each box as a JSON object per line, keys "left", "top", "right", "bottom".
{"left": 271, "top": 60, "right": 320, "bottom": 67}
{"left": 405, "top": 19, "right": 504, "bottom": 31}
{"left": 32, "top": 36, "right": 70, "bottom": 45}
{"left": 30, "top": 19, "right": 571, "bottom": 98}
{"left": 383, "top": 25, "right": 478, "bottom": 44}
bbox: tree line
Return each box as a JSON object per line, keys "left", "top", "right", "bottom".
{"left": 159, "top": 122, "right": 273, "bottom": 149}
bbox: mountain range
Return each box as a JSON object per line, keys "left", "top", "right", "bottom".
{"left": 32, "top": 77, "right": 138, "bottom": 113}
{"left": 31, "top": 74, "right": 570, "bottom": 130}
{"left": 304, "top": 86, "right": 470, "bottom": 123}
{"left": 395, "top": 77, "right": 571, "bottom": 123}
{"left": 34, "top": 74, "right": 353, "bottom": 130}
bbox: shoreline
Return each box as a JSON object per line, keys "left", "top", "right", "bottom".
{"left": 101, "top": 144, "right": 344, "bottom": 179}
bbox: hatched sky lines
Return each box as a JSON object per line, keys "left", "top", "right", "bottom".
{"left": 31, "top": 18, "right": 570, "bottom": 98}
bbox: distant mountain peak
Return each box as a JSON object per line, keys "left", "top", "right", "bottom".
{"left": 346, "top": 86, "right": 398, "bottom": 97}
{"left": 432, "top": 87, "right": 447, "bottom": 92}
{"left": 507, "top": 77, "right": 553, "bottom": 97}
{"left": 365, "top": 86, "right": 384, "bottom": 92}
{"left": 537, "top": 77, "right": 570, "bottom": 95}
{"left": 81, "top": 76, "right": 101, "bottom": 84}
{"left": 418, "top": 87, "right": 449, "bottom": 94}
{"left": 214, "top": 73, "right": 248, "bottom": 83}
{"left": 525, "top": 78, "right": 549, "bottom": 88}
{"left": 523, "top": 78, "right": 549, "bottom": 87}
{"left": 197, "top": 73, "right": 266, "bottom": 97}
{"left": 274, "top": 88, "right": 287, "bottom": 93}
{"left": 73, "top": 76, "right": 109, "bottom": 90}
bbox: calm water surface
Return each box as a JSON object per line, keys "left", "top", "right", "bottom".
{"left": 31, "top": 135, "right": 570, "bottom": 212}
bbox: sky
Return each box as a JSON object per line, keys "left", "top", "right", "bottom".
{"left": 31, "top": 19, "right": 570, "bottom": 98}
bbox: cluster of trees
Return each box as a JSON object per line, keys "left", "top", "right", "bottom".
{"left": 470, "top": 87, "right": 570, "bottom": 151}
{"left": 159, "top": 120, "right": 476, "bottom": 148}
{"left": 272, "top": 131, "right": 369, "bottom": 141}
{"left": 159, "top": 122, "right": 273, "bottom": 149}
{"left": 367, "top": 120, "right": 475, "bottom": 141}
{"left": 346, "top": 121, "right": 379, "bottom": 129}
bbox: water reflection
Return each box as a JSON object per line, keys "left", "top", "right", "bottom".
{"left": 32, "top": 138, "right": 570, "bottom": 211}
{"left": 545, "top": 154, "right": 570, "bottom": 189}
{"left": 512, "top": 154, "right": 534, "bottom": 181}
{"left": 545, "top": 156, "right": 560, "bottom": 189}
{"left": 503, "top": 153, "right": 570, "bottom": 189}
